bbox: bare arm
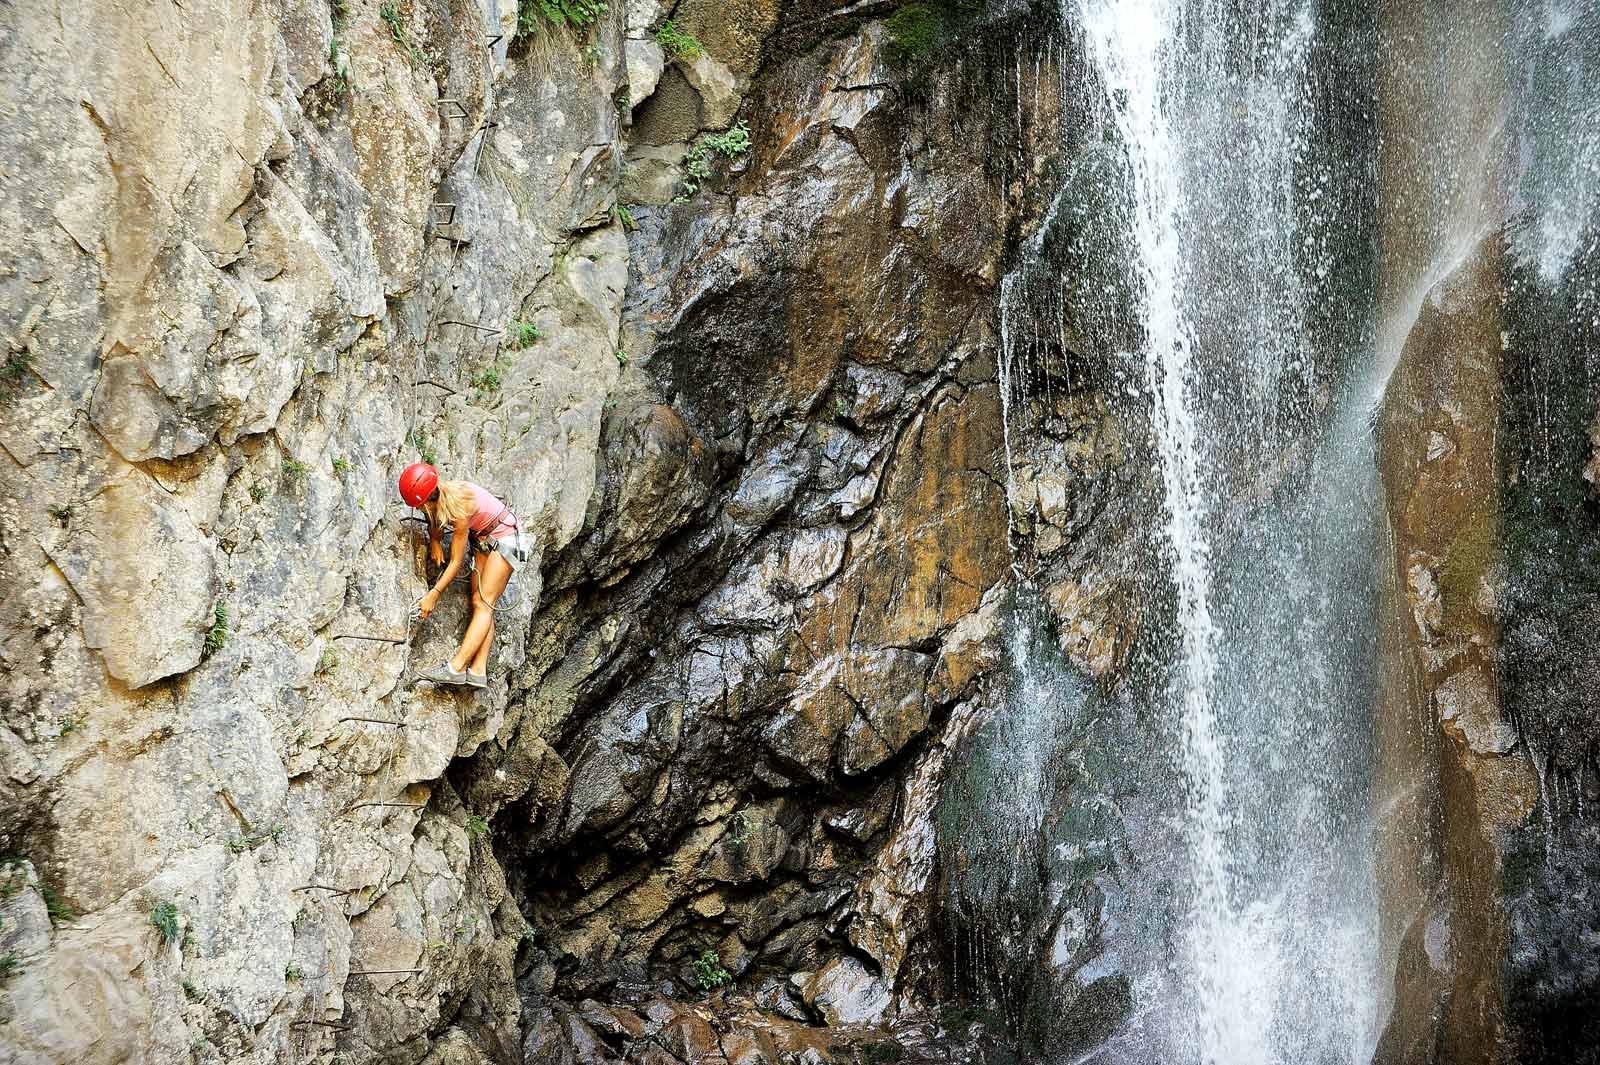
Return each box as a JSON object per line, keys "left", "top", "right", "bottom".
{"left": 417, "top": 519, "right": 469, "bottom": 618}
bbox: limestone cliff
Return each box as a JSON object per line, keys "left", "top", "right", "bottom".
{"left": 0, "top": 2, "right": 1120, "bottom": 1063}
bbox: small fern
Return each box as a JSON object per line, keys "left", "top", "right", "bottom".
{"left": 151, "top": 901, "right": 180, "bottom": 945}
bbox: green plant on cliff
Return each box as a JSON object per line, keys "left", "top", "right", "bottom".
{"left": 691, "top": 949, "right": 732, "bottom": 990}
{"left": 507, "top": 318, "right": 543, "bottom": 350}
{"left": 675, "top": 122, "right": 752, "bottom": 201}
{"left": 725, "top": 811, "right": 751, "bottom": 850}
{"left": 379, "top": 3, "right": 425, "bottom": 65}
{"left": 410, "top": 430, "right": 438, "bottom": 465}
{"left": 466, "top": 814, "right": 490, "bottom": 837}
{"left": 518, "top": 0, "right": 607, "bottom": 36}
{"left": 203, "top": 603, "right": 229, "bottom": 658}
{"left": 282, "top": 457, "right": 308, "bottom": 483}
{"left": 0, "top": 953, "right": 19, "bottom": 980}
{"left": 40, "top": 881, "right": 74, "bottom": 924}
{"left": 150, "top": 901, "right": 181, "bottom": 945}
{"left": 654, "top": 20, "right": 702, "bottom": 64}
{"left": 858, "top": 1042, "right": 905, "bottom": 1065}
{"left": 329, "top": 36, "right": 354, "bottom": 94}
{"left": 470, "top": 359, "right": 505, "bottom": 395}
{"left": 884, "top": 0, "right": 980, "bottom": 63}
{"left": 0, "top": 348, "right": 33, "bottom": 404}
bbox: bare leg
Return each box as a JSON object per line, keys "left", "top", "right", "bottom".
{"left": 449, "top": 551, "right": 510, "bottom": 673}
{"left": 470, "top": 615, "right": 494, "bottom": 675}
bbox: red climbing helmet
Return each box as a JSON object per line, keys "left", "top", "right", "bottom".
{"left": 398, "top": 462, "right": 438, "bottom": 508}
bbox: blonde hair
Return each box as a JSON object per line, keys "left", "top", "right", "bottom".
{"left": 427, "top": 479, "right": 478, "bottom": 527}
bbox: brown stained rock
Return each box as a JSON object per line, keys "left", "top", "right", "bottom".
{"left": 852, "top": 386, "right": 1009, "bottom": 650}
{"left": 1042, "top": 574, "right": 1133, "bottom": 680}
{"left": 929, "top": 592, "right": 1002, "bottom": 704}
{"left": 659, "top": 1005, "right": 722, "bottom": 1062}
{"left": 837, "top": 648, "right": 933, "bottom": 777}
{"left": 1374, "top": 210, "right": 1536, "bottom": 1062}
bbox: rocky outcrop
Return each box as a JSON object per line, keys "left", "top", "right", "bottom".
{"left": 0, "top": 0, "right": 1149, "bottom": 1062}
{"left": 0, "top": 0, "right": 629, "bottom": 1060}
{"left": 1372, "top": 2, "right": 1600, "bottom": 1060}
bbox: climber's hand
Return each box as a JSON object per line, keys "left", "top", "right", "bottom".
{"left": 415, "top": 591, "right": 439, "bottom": 620}
{"left": 430, "top": 542, "right": 445, "bottom": 567}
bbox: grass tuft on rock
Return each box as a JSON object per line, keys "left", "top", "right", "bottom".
{"left": 518, "top": 0, "right": 607, "bottom": 36}
{"left": 655, "top": 20, "right": 702, "bottom": 63}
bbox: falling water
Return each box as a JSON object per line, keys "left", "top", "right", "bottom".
{"left": 974, "top": 1, "right": 1383, "bottom": 1062}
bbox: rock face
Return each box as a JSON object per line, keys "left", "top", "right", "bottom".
{"left": 1372, "top": 3, "right": 1600, "bottom": 1061}
{"left": 0, "top": 1, "right": 1137, "bottom": 1062}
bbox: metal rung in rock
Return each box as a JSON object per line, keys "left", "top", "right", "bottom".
{"left": 439, "top": 320, "right": 501, "bottom": 337}
{"left": 439, "top": 98, "right": 469, "bottom": 120}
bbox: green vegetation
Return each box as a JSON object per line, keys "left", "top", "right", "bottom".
{"left": 40, "top": 881, "right": 74, "bottom": 924}
{"left": 858, "top": 1042, "right": 905, "bottom": 1065}
{"left": 203, "top": 603, "right": 229, "bottom": 658}
{"left": 0, "top": 952, "right": 19, "bottom": 980}
{"left": 884, "top": 0, "right": 979, "bottom": 63}
{"left": 46, "top": 501, "right": 73, "bottom": 524}
{"left": 614, "top": 348, "right": 628, "bottom": 367}
{"left": 328, "top": 0, "right": 350, "bottom": 30}
{"left": 151, "top": 901, "right": 181, "bottom": 945}
{"left": 379, "top": 3, "right": 425, "bottom": 64}
{"left": 0, "top": 348, "right": 33, "bottom": 403}
{"left": 285, "top": 963, "right": 303, "bottom": 980}
{"left": 57, "top": 712, "right": 85, "bottom": 737}
{"left": 410, "top": 430, "right": 438, "bottom": 466}
{"left": 317, "top": 648, "right": 338, "bottom": 675}
{"left": 470, "top": 359, "right": 505, "bottom": 395}
{"left": 329, "top": 36, "right": 353, "bottom": 94}
{"left": 507, "top": 318, "right": 543, "bottom": 350}
{"left": 181, "top": 978, "right": 201, "bottom": 1000}
{"left": 466, "top": 815, "right": 490, "bottom": 837}
{"left": 691, "top": 949, "right": 732, "bottom": 990}
{"left": 518, "top": 0, "right": 607, "bottom": 36}
{"left": 654, "top": 20, "right": 702, "bottom": 63}
{"left": 228, "top": 824, "right": 286, "bottom": 854}
{"left": 249, "top": 480, "right": 268, "bottom": 504}
{"left": 675, "top": 121, "right": 752, "bottom": 201}
{"left": 612, "top": 203, "right": 638, "bottom": 231}
{"left": 282, "top": 457, "right": 308, "bottom": 482}
{"left": 725, "top": 811, "right": 750, "bottom": 849}
{"left": 332, "top": 456, "right": 352, "bottom": 475}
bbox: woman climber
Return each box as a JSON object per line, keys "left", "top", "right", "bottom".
{"left": 397, "top": 462, "right": 528, "bottom": 688}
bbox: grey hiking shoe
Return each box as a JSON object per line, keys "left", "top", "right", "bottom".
{"left": 417, "top": 662, "right": 468, "bottom": 686}
{"left": 465, "top": 670, "right": 488, "bottom": 689}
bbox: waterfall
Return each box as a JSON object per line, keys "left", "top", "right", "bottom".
{"left": 970, "top": 1, "right": 1384, "bottom": 1062}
